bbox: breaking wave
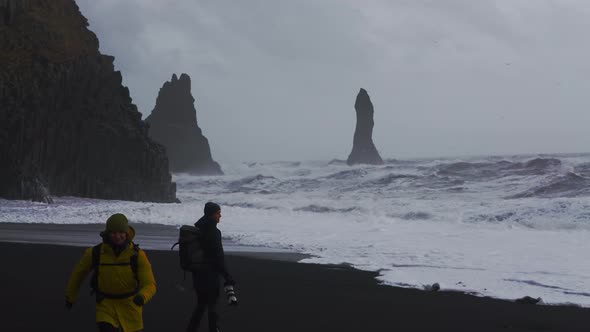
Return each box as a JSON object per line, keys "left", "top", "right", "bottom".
{"left": 509, "top": 172, "right": 590, "bottom": 199}
{"left": 294, "top": 204, "right": 361, "bottom": 213}
{"left": 178, "top": 153, "right": 590, "bottom": 230}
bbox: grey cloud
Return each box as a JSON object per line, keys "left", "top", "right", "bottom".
{"left": 75, "top": 0, "right": 590, "bottom": 161}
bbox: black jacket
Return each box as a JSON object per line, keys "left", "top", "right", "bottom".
{"left": 194, "top": 215, "right": 233, "bottom": 284}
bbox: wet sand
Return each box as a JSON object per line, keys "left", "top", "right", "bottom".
{"left": 0, "top": 222, "right": 303, "bottom": 259}
{"left": 2, "top": 242, "right": 589, "bottom": 331}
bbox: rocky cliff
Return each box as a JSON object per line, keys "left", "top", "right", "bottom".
{"left": 347, "top": 88, "right": 383, "bottom": 165}
{"left": 145, "top": 73, "right": 223, "bottom": 175}
{"left": 0, "top": 0, "right": 177, "bottom": 202}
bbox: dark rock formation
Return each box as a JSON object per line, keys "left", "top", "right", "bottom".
{"left": 145, "top": 73, "right": 223, "bottom": 175}
{"left": 347, "top": 88, "right": 384, "bottom": 165}
{"left": 515, "top": 296, "right": 542, "bottom": 305}
{"left": 0, "top": 0, "right": 25, "bottom": 25}
{"left": 0, "top": 0, "right": 177, "bottom": 203}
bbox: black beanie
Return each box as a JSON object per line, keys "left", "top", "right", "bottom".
{"left": 204, "top": 202, "right": 221, "bottom": 216}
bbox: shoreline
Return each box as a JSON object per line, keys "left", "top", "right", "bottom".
{"left": 3, "top": 242, "right": 590, "bottom": 331}
{"left": 0, "top": 222, "right": 308, "bottom": 261}
{"left": 1, "top": 222, "right": 588, "bottom": 309}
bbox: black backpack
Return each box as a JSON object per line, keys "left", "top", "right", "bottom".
{"left": 171, "top": 225, "right": 205, "bottom": 271}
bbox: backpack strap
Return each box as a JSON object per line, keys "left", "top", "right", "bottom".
{"left": 130, "top": 244, "right": 140, "bottom": 289}
{"left": 92, "top": 244, "right": 102, "bottom": 266}
{"left": 89, "top": 244, "right": 102, "bottom": 295}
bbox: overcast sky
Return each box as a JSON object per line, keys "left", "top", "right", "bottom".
{"left": 76, "top": 0, "right": 590, "bottom": 162}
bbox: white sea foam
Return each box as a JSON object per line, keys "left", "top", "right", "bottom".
{"left": 2, "top": 153, "right": 590, "bottom": 305}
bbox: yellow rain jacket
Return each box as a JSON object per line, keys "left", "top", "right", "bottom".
{"left": 65, "top": 227, "right": 156, "bottom": 332}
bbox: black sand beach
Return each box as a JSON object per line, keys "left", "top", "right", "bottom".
{"left": 2, "top": 242, "right": 589, "bottom": 332}
{"left": 0, "top": 223, "right": 297, "bottom": 254}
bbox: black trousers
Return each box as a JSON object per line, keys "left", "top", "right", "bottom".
{"left": 97, "top": 322, "right": 143, "bottom": 332}
{"left": 187, "top": 270, "right": 221, "bottom": 332}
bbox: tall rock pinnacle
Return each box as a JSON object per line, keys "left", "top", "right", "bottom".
{"left": 347, "top": 88, "right": 384, "bottom": 165}
{"left": 145, "top": 73, "right": 223, "bottom": 175}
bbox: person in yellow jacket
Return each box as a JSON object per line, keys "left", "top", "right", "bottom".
{"left": 65, "top": 213, "right": 157, "bottom": 332}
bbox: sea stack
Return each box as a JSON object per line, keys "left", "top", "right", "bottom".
{"left": 145, "top": 73, "right": 223, "bottom": 175}
{"left": 347, "top": 88, "right": 384, "bottom": 165}
{"left": 0, "top": 0, "right": 177, "bottom": 203}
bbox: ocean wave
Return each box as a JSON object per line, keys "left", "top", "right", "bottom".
{"left": 509, "top": 172, "right": 590, "bottom": 199}
{"left": 468, "top": 212, "right": 517, "bottom": 223}
{"left": 384, "top": 158, "right": 401, "bottom": 164}
{"left": 328, "top": 159, "right": 347, "bottom": 166}
{"left": 275, "top": 178, "right": 322, "bottom": 192}
{"left": 242, "top": 161, "right": 301, "bottom": 168}
{"left": 219, "top": 202, "right": 280, "bottom": 210}
{"left": 224, "top": 174, "right": 279, "bottom": 193}
{"left": 401, "top": 211, "right": 433, "bottom": 220}
{"left": 514, "top": 158, "right": 563, "bottom": 176}
{"left": 432, "top": 160, "right": 513, "bottom": 180}
{"left": 446, "top": 187, "right": 465, "bottom": 193}
{"left": 574, "top": 162, "right": 590, "bottom": 178}
{"left": 294, "top": 204, "right": 361, "bottom": 213}
{"left": 432, "top": 158, "right": 563, "bottom": 178}
{"left": 323, "top": 169, "right": 367, "bottom": 180}
{"left": 227, "top": 174, "right": 276, "bottom": 187}
{"left": 419, "top": 175, "right": 465, "bottom": 189}
{"left": 369, "top": 173, "right": 420, "bottom": 186}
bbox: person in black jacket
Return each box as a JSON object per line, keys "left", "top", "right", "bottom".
{"left": 186, "top": 202, "right": 237, "bottom": 332}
